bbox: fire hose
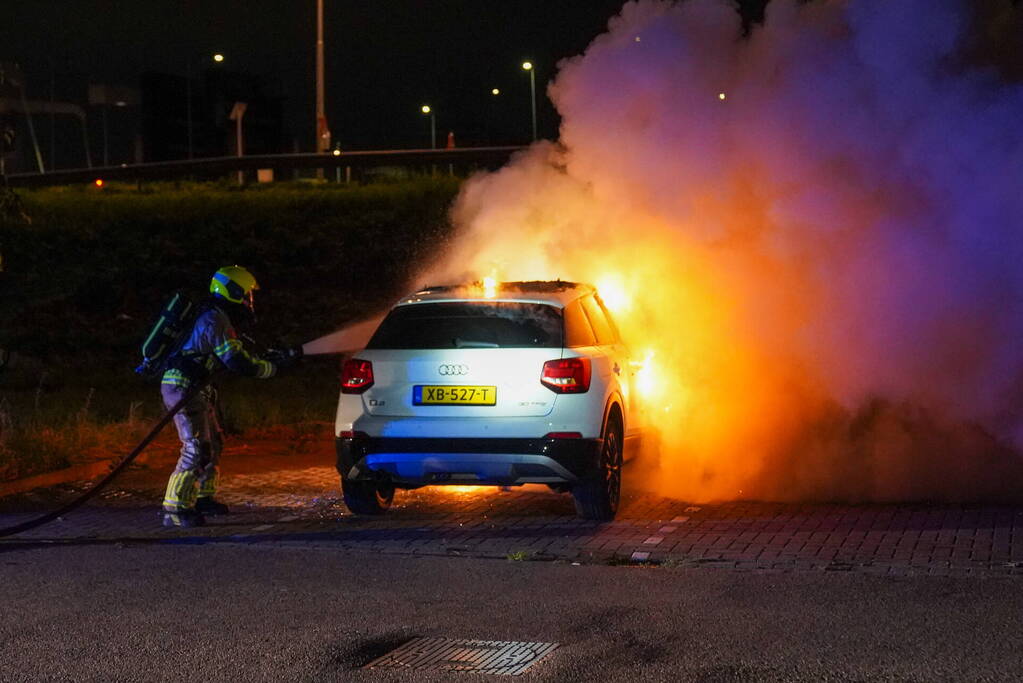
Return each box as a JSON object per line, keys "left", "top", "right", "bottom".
{"left": 0, "top": 378, "right": 210, "bottom": 538}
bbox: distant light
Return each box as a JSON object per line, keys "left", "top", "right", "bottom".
{"left": 491, "top": 88, "right": 500, "bottom": 96}
{"left": 94, "top": 179, "right": 104, "bottom": 188}
{"left": 635, "top": 36, "right": 642, "bottom": 42}
{"left": 522, "top": 61, "right": 533, "bottom": 71}
{"left": 718, "top": 92, "right": 727, "bottom": 100}
{"left": 421, "top": 105, "right": 431, "bottom": 114}
{"left": 332, "top": 148, "right": 341, "bottom": 156}
{"left": 114, "top": 100, "right": 127, "bottom": 107}
{"left": 213, "top": 53, "right": 225, "bottom": 63}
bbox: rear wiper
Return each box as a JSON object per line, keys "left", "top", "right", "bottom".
{"left": 454, "top": 338, "right": 499, "bottom": 348}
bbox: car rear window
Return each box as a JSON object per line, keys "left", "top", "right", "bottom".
{"left": 581, "top": 296, "right": 617, "bottom": 345}
{"left": 594, "top": 294, "right": 623, "bottom": 342}
{"left": 367, "top": 302, "right": 564, "bottom": 349}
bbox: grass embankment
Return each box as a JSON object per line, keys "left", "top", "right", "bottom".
{"left": 0, "top": 178, "right": 462, "bottom": 481}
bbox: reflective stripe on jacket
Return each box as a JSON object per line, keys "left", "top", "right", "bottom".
{"left": 161, "top": 305, "right": 275, "bottom": 387}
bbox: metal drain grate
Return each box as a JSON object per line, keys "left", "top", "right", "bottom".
{"left": 365, "top": 637, "right": 558, "bottom": 676}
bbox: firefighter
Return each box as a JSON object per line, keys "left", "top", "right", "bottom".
{"left": 161, "top": 265, "right": 301, "bottom": 528}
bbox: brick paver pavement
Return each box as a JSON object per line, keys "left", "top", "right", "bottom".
{"left": 3, "top": 441, "right": 1023, "bottom": 577}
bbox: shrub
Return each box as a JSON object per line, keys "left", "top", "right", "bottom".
{"left": 0, "top": 179, "right": 462, "bottom": 479}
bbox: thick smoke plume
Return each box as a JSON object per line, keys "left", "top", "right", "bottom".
{"left": 425, "top": 0, "right": 1023, "bottom": 502}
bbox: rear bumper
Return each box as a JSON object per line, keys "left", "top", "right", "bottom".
{"left": 336, "top": 436, "right": 603, "bottom": 488}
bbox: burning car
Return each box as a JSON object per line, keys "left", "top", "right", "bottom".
{"left": 334, "top": 280, "right": 647, "bottom": 520}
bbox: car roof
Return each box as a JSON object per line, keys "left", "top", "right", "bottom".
{"left": 396, "top": 280, "right": 594, "bottom": 309}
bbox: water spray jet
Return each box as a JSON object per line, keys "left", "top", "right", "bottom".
{"left": 301, "top": 315, "right": 387, "bottom": 357}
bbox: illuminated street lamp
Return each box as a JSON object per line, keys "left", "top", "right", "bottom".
{"left": 186, "top": 52, "right": 224, "bottom": 159}
{"left": 421, "top": 104, "right": 436, "bottom": 149}
{"left": 522, "top": 61, "right": 536, "bottom": 141}
{"left": 491, "top": 88, "right": 500, "bottom": 96}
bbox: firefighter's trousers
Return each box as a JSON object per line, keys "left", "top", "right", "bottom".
{"left": 162, "top": 384, "right": 223, "bottom": 512}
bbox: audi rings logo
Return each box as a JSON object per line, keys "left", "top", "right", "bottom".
{"left": 438, "top": 364, "right": 469, "bottom": 376}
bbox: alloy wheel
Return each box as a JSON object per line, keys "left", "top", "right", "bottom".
{"left": 603, "top": 422, "right": 623, "bottom": 514}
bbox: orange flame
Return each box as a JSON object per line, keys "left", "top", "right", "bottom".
{"left": 482, "top": 274, "right": 498, "bottom": 299}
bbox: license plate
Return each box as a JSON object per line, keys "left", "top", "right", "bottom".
{"left": 413, "top": 385, "right": 497, "bottom": 406}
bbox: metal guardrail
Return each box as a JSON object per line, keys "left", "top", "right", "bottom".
{"left": 3, "top": 146, "right": 527, "bottom": 187}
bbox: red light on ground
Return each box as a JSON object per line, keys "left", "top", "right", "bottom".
{"left": 94, "top": 179, "right": 104, "bottom": 188}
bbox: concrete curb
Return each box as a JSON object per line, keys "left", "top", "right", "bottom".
{"left": 0, "top": 460, "right": 116, "bottom": 498}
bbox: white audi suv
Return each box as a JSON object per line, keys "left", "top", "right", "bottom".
{"left": 334, "top": 281, "right": 646, "bottom": 520}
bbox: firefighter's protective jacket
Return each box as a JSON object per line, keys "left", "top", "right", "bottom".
{"left": 161, "top": 304, "right": 275, "bottom": 388}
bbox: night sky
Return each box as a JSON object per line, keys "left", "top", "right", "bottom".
{"left": 4, "top": 1, "right": 769, "bottom": 153}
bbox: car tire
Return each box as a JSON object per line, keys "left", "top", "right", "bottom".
{"left": 341, "top": 478, "right": 394, "bottom": 515}
{"left": 572, "top": 413, "right": 623, "bottom": 521}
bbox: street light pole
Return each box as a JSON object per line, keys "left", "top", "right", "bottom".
{"left": 229, "top": 101, "right": 247, "bottom": 185}
{"left": 101, "top": 101, "right": 109, "bottom": 166}
{"left": 522, "top": 61, "right": 536, "bottom": 142}
{"left": 421, "top": 105, "right": 436, "bottom": 149}
{"left": 489, "top": 88, "right": 500, "bottom": 144}
{"left": 420, "top": 105, "right": 437, "bottom": 175}
{"left": 186, "top": 56, "right": 192, "bottom": 159}
{"left": 49, "top": 59, "right": 55, "bottom": 170}
{"left": 316, "top": 0, "right": 328, "bottom": 154}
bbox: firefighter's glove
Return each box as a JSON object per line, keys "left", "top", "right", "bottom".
{"left": 265, "top": 345, "right": 304, "bottom": 369}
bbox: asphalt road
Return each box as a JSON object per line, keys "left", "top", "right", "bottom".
{"left": 2, "top": 543, "right": 1021, "bottom": 682}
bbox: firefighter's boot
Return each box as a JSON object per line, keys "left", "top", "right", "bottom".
{"left": 162, "top": 509, "right": 206, "bottom": 528}
{"left": 195, "top": 497, "right": 230, "bottom": 516}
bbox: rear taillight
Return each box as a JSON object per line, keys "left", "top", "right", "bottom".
{"left": 338, "top": 430, "right": 369, "bottom": 439}
{"left": 543, "top": 432, "right": 583, "bottom": 439}
{"left": 541, "top": 358, "right": 591, "bottom": 394}
{"left": 341, "top": 358, "right": 374, "bottom": 394}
